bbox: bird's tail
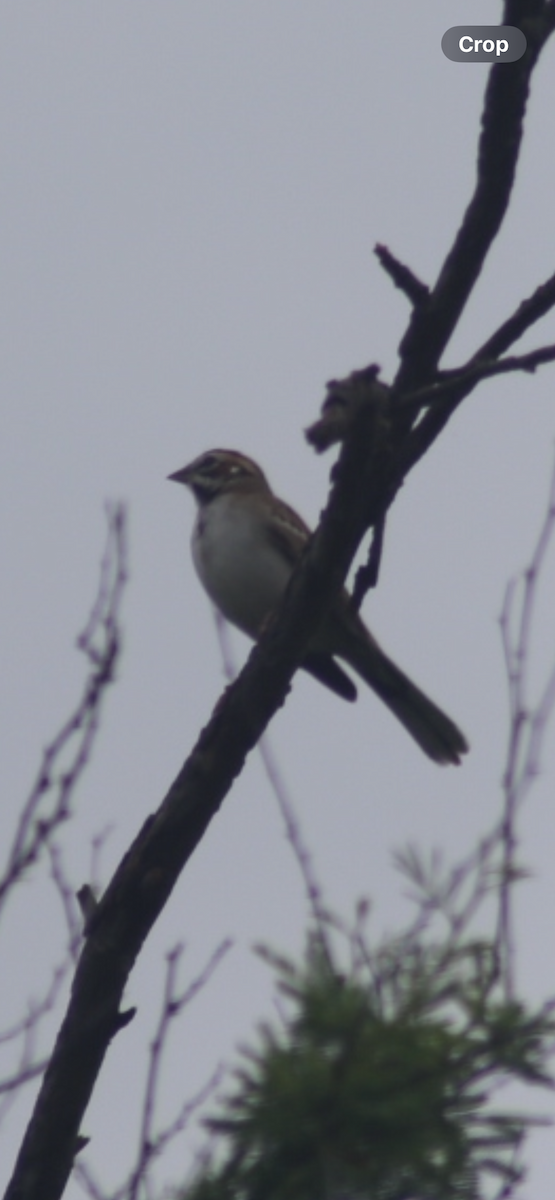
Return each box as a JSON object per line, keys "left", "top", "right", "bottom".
{"left": 341, "top": 629, "right": 469, "bottom": 765}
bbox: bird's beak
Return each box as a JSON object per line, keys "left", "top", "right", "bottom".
{"left": 167, "top": 465, "right": 191, "bottom": 485}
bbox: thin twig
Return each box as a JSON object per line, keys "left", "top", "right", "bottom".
{"left": 89, "top": 825, "right": 115, "bottom": 895}
{"left": 392, "top": 450, "right": 555, "bottom": 1004}
{"left": 75, "top": 947, "right": 229, "bottom": 1200}
{"left": 0, "top": 505, "right": 127, "bottom": 913}
{"left": 399, "top": 344, "right": 555, "bottom": 413}
{"left": 476, "top": 268, "right": 555, "bottom": 361}
{"left": 126, "top": 941, "right": 230, "bottom": 1200}
{"left": 496, "top": 448, "right": 555, "bottom": 996}
{"left": 48, "top": 842, "right": 82, "bottom": 961}
{"left": 374, "top": 243, "right": 429, "bottom": 306}
{"left": 7, "top": 18, "right": 555, "bottom": 1191}
{"left": 213, "top": 612, "right": 330, "bottom": 940}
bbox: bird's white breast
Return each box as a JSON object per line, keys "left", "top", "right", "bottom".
{"left": 191, "top": 493, "right": 293, "bottom": 638}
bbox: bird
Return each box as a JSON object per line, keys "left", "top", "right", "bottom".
{"left": 168, "top": 449, "right": 469, "bottom": 766}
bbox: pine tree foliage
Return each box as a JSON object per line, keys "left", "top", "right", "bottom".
{"left": 178, "top": 876, "right": 555, "bottom": 1200}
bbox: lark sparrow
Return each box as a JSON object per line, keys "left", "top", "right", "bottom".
{"left": 168, "top": 449, "right": 468, "bottom": 765}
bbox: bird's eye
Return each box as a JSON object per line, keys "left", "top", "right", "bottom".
{"left": 202, "top": 454, "right": 217, "bottom": 471}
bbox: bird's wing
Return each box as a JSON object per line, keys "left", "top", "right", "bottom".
{"left": 264, "top": 499, "right": 311, "bottom": 568}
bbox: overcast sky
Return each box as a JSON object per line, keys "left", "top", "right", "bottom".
{"left": 1, "top": 3, "right": 555, "bottom": 1196}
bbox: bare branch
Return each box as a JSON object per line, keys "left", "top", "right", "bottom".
{"left": 398, "top": 287, "right": 555, "bottom": 476}
{"left": 396, "top": 17, "right": 554, "bottom": 390}
{"left": 72, "top": 1163, "right": 106, "bottom": 1200}
{"left": 392, "top": 449, "right": 555, "bottom": 1007}
{"left": 126, "top": 943, "right": 230, "bottom": 1200}
{"left": 496, "top": 448, "right": 555, "bottom": 995}
{"left": 0, "top": 968, "right": 65, "bottom": 1126}
{"left": 214, "top": 613, "right": 330, "bottom": 940}
{"left": 74, "top": 945, "right": 229, "bottom": 1200}
{"left": 374, "top": 243, "right": 429, "bottom": 307}
{"left": 0, "top": 506, "right": 127, "bottom": 914}
{"left": 5, "top": 16, "right": 555, "bottom": 1200}
{"left": 400, "top": 343, "right": 555, "bottom": 413}
{"left": 0, "top": 963, "right": 65, "bottom": 1055}
{"left": 48, "top": 843, "right": 83, "bottom": 961}
{"left": 476, "top": 268, "right": 555, "bottom": 361}
{"left": 4, "top": 399, "right": 392, "bottom": 1200}
{"left": 0, "top": 972, "right": 63, "bottom": 1120}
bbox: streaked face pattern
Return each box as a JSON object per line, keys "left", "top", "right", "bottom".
{"left": 168, "top": 449, "right": 268, "bottom": 502}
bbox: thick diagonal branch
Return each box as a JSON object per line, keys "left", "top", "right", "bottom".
{"left": 395, "top": 9, "right": 553, "bottom": 391}
{"left": 4, "top": 404, "right": 393, "bottom": 1200}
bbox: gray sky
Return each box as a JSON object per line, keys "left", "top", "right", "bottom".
{"left": 1, "top": 3, "right": 555, "bottom": 1195}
